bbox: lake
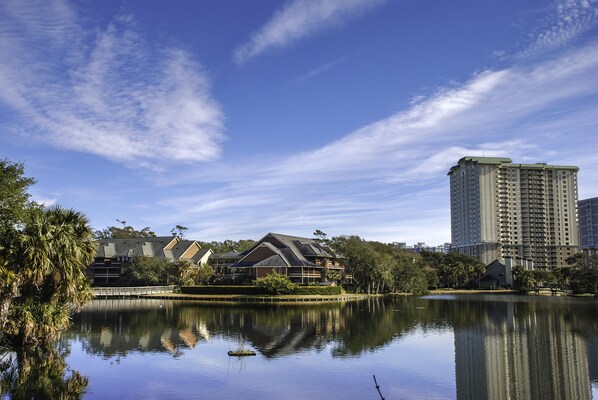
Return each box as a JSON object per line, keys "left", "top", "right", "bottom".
{"left": 3, "top": 294, "right": 598, "bottom": 399}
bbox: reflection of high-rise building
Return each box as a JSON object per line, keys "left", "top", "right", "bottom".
{"left": 454, "top": 304, "right": 590, "bottom": 400}
{"left": 448, "top": 157, "right": 579, "bottom": 269}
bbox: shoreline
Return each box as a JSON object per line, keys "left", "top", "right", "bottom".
{"left": 126, "top": 292, "right": 370, "bottom": 304}
{"left": 91, "top": 288, "right": 596, "bottom": 302}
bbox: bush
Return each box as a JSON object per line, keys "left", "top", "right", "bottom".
{"left": 255, "top": 272, "right": 297, "bottom": 295}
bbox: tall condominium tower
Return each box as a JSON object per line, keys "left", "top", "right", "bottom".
{"left": 579, "top": 197, "right": 598, "bottom": 255}
{"left": 448, "top": 157, "right": 579, "bottom": 269}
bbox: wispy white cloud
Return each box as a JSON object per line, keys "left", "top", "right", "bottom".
{"left": 152, "top": 39, "right": 598, "bottom": 244}
{"left": 519, "top": 0, "right": 598, "bottom": 58}
{"left": 288, "top": 55, "right": 354, "bottom": 85}
{"left": 233, "top": 0, "right": 386, "bottom": 64}
{"left": 0, "top": 1, "right": 225, "bottom": 167}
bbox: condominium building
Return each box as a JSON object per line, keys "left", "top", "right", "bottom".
{"left": 448, "top": 157, "right": 579, "bottom": 269}
{"left": 579, "top": 197, "right": 598, "bottom": 254}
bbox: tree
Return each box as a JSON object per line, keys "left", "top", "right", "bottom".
{"left": 1, "top": 206, "right": 96, "bottom": 347}
{"left": 120, "top": 256, "right": 167, "bottom": 285}
{"left": 0, "top": 159, "right": 36, "bottom": 232}
{"left": 331, "top": 236, "right": 395, "bottom": 294}
{"left": 567, "top": 253, "right": 598, "bottom": 295}
{"left": 120, "top": 257, "right": 196, "bottom": 286}
{"left": 429, "top": 252, "right": 485, "bottom": 289}
{"left": 183, "top": 264, "right": 214, "bottom": 285}
{"left": 171, "top": 225, "right": 188, "bottom": 239}
{"left": 94, "top": 224, "right": 156, "bottom": 239}
{"left": 166, "top": 260, "right": 193, "bottom": 286}
{"left": 512, "top": 266, "right": 535, "bottom": 292}
{"left": 254, "top": 271, "right": 297, "bottom": 295}
{"left": 313, "top": 229, "right": 331, "bottom": 246}
{"left": 200, "top": 239, "right": 256, "bottom": 253}
{"left": 391, "top": 250, "right": 429, "bottom": 295}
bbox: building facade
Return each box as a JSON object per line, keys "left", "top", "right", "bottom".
{"left": 448, "top": 156, "right": 579, "bottom": 269}
{"left": 229, "top": 232, "right": 345, "bottom": 284}
{"left": 89, "top": 236, "right": 212, "bottom": 284}
{"left": 579, "top": 197, "right": 598, "bottom": 255}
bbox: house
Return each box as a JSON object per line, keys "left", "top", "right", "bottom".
{"left": 481, "top": 257, "right": 533, "bottom": 288}
{"left": 226, "top": 232, "right": 345, "bottom": 284}
{"left": 89, "top": 236, "right": 212, "bottom": 284}
{"left": 208, "top": 251, "right": 245, "bottom": 281}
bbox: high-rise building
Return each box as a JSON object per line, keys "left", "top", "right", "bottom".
{"left": 578, "top": 197, "right": 598, "bottom": 255}
{"left": 448, "top": 156, "right": 579, "bottom": 269}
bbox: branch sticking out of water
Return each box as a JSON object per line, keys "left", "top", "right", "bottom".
{"left": 373, "top": 374, "right": 385, "bottom": 400}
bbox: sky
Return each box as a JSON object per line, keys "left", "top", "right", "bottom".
{"left": 1, "top": 0, "right": 598, "bottom": 246}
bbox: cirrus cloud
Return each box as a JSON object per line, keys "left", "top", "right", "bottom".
{"left": 0, "top": 0, "right": 225, "bottom": 168}
{"left": 233, "top": 0, "right": 387, "bottom": 64}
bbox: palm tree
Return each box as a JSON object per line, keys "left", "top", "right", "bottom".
{"left": 2, "top": 206, "right": 96, "bottom": 347}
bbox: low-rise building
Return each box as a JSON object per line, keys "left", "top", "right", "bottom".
{"left": 227, "top": 232, "right": 345, "bottom": 284}
{"left": 89, "top": 236, "right": 211, "bottom": 284}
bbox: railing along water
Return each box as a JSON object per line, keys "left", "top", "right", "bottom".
{"left": 93, "top": 286, "right": 176, "bottom": 298}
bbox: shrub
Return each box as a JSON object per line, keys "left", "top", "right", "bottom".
{"left": 254, "top": 272, "right": 297, "bottom": 295}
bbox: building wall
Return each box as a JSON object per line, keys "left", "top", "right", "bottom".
{"left": 449, "top": 157, "right": 579, "bottom": 269}
{"left": 579, "top": 197, "right": 598, "bottom": 252}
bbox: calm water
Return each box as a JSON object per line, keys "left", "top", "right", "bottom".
{"left": 3, "top": 295, "right": 598, "bottom": 399}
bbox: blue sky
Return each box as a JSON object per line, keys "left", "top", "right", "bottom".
{"left": 1, "top": 0, "right": 598, "bottom": 245}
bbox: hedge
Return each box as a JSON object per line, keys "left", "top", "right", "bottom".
{"left": 181, "top": 286, "right": 268, "bottom": 295}
{"left": 181, "top": 285, "right": 343, "bottom": 296}
{"left": 292, "top": 286, "right": 342, "bottom": 295}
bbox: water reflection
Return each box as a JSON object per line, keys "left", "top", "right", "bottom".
{"left": 0, "top": 344, "right": 88, "bottom": 399}
{"left": 64, "top": 295, "right": 597, "bottom": 400}
{"left": 449, "top": 296, "right": 596, "bottom": 399}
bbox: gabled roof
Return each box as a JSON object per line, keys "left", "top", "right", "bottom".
{"left": 95, "top": 236, "right": 204, "bottom": 263}
{"left": 191, "top": 248, "right": 213, "bottom": 264}
{"left": 210, "top": 251, "right": 244, "bottom": 260}
{"left": 234, "top": 232, "right": 340, "bottom": 268}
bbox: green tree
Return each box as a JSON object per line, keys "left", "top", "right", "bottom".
{"left": 431, "top": 252, "right": 485, "bottom": 289}
{"left": 171, "top": 225, "right": 188, "bottom": 239}
{"left": 512, "top": 265, "right": 535, "bottom": 292}
{"left": 313, "top": 229, "right": 331, "bottom": 246}
{"left": 94, "top": 224, "right": 156, "bottom": 239}
{"left": 183, "top": 263, "right": 214, "bottom": 285}
{"left": 331, "top": 236, "right": 398, "bottom": 294}
{"left": 200, "top": 239, "right": 256, "bottom": 253}
{"left": 0, "top": 159, "right": 36, "bottom": 233}
{"left": 567, "top": 253, "right": 598, "bottom": 295}
{"left": 120, "top": 257, "right": 197, "bottom": 286}
{"left": 120, "top": 256, "right": 167, "bottom": 285}
{"left": 326, "top": 270, "right": 342, "bottom": 284}
{"left": 391, "top": 251, "right": 429, "bottom": 295}
{"left": 1, "top": 206, "right": 96, "bottom": 347}
{"left": 165, "top": 260, "right": 192, "bottom": 285}
{"left": 254, "top": 271, "right": 297, "bottom": 295}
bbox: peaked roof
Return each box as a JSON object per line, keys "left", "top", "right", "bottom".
{"left": 96, "top": 236, "right": 204, "bottom": 263}
{"left": 234, "top": 232, "right": 340, "bottom": 268}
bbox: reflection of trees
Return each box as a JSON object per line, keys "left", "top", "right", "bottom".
{"left": 0, "top": 344, "right": 88, "bottom": 399}
{"left": 66, "top": 296, "right": 598, "bottom": 370}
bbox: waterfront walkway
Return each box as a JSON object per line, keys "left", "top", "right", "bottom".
{"left": 93, "top": 285, "right": 176, "bottom": 298}
{"left": 139, "top": 292, "right": 368, "bottom": 303}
